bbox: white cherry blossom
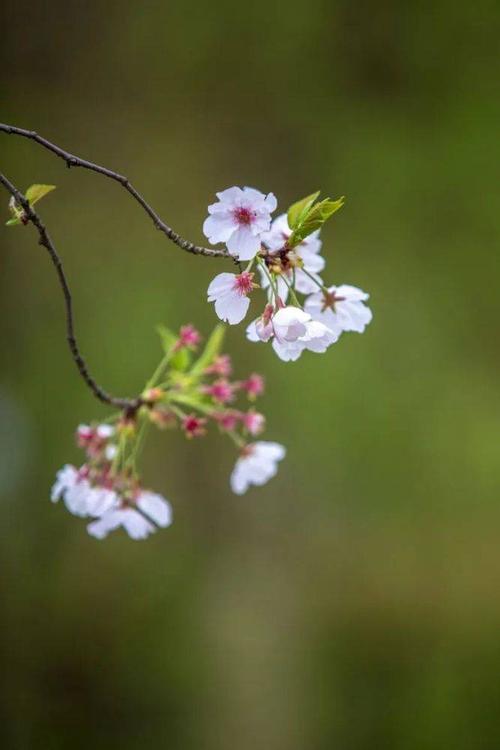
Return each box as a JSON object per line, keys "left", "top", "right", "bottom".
{"left": 230, "top": 441, "right": 286, "bottom": 494}
{"left": 207, "top": 271, "right": 255, "bottom": 324}
{"left": 305, "top": 284, "right": 373, "bottom": 335}
{"left": 247, "top": 306, "right": 338, "bottom": 362}
{"left": 203, "top": 186, "right": 277, "bottom": 260}
{"left": 51, "top": 465, "right": 117, "bottom": 518}
{"left": 87, "top": 491, "right": 173, "bottom": 540}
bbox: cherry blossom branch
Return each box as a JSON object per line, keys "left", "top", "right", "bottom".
{"left": 0, "top": 172, "right": 142, "bottom": 411}
{"left": 0, "top": 122, "right": 230, "bottom": 259}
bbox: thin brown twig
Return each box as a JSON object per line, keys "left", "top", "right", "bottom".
{"left": 0, "top": 122, "right": 230, "bottom": 259}
{"left": 0, "top": 172, "right": 142, "bottom": 411}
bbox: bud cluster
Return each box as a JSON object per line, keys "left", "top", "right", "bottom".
{"left": 51, "top": 324, "right": 285, "bottom": 540}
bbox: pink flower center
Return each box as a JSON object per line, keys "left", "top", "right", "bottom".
{"left": 234, "top": 272, "right": 254, "bottom": 296}
{"left": 233, "top": 207, "right": 254, "bottom": 226}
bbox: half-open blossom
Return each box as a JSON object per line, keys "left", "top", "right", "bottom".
{"left": 176, "top": 324, "right": 201, "bottom": 350}
{"left": 240, "top": 373, "right": 265, "bottom": 399}
{"left": 182, "top": 414, "right": 207, "bottom": 438}
{"left": 247, "top": 306, "right": 338, "bottom": 362}
{"left": 51, "top": 465, "right": 117, "bottom": 518}
{"left": 272, "top": 306, "right": 310, "bottom": 341}
{"left": 230, "top": 441, "right": 286, "bottom": 495}
{"left": 242, "top": 410, "right": 265, "bottom": 435}
{"left": 203, "top": 186, "right": 277, "bottom": 260}
{"left": 87, "top": 491, "right": 173, "bottom": 541}
{"left": 207, "top": 271, "right": 255, "bottom": 325}
{"left": 305, "top": 284, "right": 373, "bottom": 334}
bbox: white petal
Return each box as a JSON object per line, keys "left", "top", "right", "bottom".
{"left": 138, "top": 492, "right": 173, "bottom": 528}
{"left": 203, "top": 213, "right": 237, "bottom": 244}
{"left": 335, "top": 284, "right": 370, "bottom": 302}
{"left": 226, "top": 225, "right": 262, "bottom": 260}
{"left": 207, "top": 273, "right": 236, "bottom": 300}
{"left": 272, "top": 337, "right": 305, "bottom": 362}
{"left": 264, "top": 193, "right": 277, "bottom": 213}
{"left": 214, "top": 291, "right": 250, "bottom": 325}
{"left": 215, "top": 186, "right": 243, "bottom": 205}
{"left": 122, "top": 510, "right": 155, "bottom": 540}
{"left": 230, "top": 461, "right": 249, "bottom": 495}
{"left": 255, "top": 442, "right": 286, "bottom": 461}
{"left": 246, "top": 319, "right": 260, "bottom": 342}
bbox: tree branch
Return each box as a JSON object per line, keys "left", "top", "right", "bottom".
{"left": 0, "top": 122, "right": 230, "bottom": 259}
{"left": 0, "top": 172, "right": 142, "bottom": 411}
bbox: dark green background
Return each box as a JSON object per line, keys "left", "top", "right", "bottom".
{"left": 1, "top": 1, "right": 499, "bottom": 747}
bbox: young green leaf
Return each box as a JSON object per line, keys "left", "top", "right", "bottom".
{"left": 156, "top": 324, "right": 178, "bottom": 353}
{"left": 289, "top": 196, "right": 344, "bottom": 247}
{"left": 156, "top": 324, "right": 191, "bottom": 371}
{"left": 190, "top": 324, "right": 225, "bottom": 376}
{"left": 25, "top": 184, "right": 56, "bottom": 206}
{"left": 287, "top": 191, "right": 320, "bottom": 230}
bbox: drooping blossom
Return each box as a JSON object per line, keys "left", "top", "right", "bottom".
{"left": 51, "top": 465, "right": 117, "bottom": 518}
{"left": 230, "top": 441, "right": 286, "bottom": 495}
{"left": 246, "top": 306, "right": 339, "bottom": 362}
{"left": 207, "top": 271, "right": 256, "bottom": 325}
{"left": 305, "top": 284, "right": 373, "bottom": 335}
{"left": 203, "top": 186, "right": 277, "bottom": 260}
{"left": 87, "top": 491, "right": 173, "bottom": 541}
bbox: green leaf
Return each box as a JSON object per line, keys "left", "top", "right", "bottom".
{"left": 287, "top": 191, "right": 320, "bottom": 230}
{"left": 25, "top": 184, "right": 56, "bottom": 206}
{"left": 156, "top": 324, "right": 191, "bottom": 371}
{"left": 6, "top": 217, "right": 21, "bottom": 226}
{"left": 156, "top": 324, "right": 178, "bottom": 353}
{"left": 190, "top": 324, "right": 226, "bottom": 376}
{"left": 289, "top": 196, "right": 344, "bottom": 247}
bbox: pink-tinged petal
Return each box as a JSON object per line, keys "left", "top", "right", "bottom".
{"left": 203, "top": 213, "right": 238, "bottom": 244}
{"left": 226, "top": 225, "right": 262, "bottom": 260}
{"left": 215, "top": 293, "right": 250, "bottom": 325}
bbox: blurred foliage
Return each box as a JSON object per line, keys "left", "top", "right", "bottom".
{"left": 0, "top": 0, "right": 499, "bottom": 748}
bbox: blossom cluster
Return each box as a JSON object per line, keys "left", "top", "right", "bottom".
{"left": 204, "top": 186, "right": 373, "bottom": 361}
{"left": 51, "top": 324, "right": 285, "bottom": 540}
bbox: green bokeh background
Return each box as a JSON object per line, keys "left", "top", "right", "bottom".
{"left": 1, "top": 1, "right": 499, "bottom": 747}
